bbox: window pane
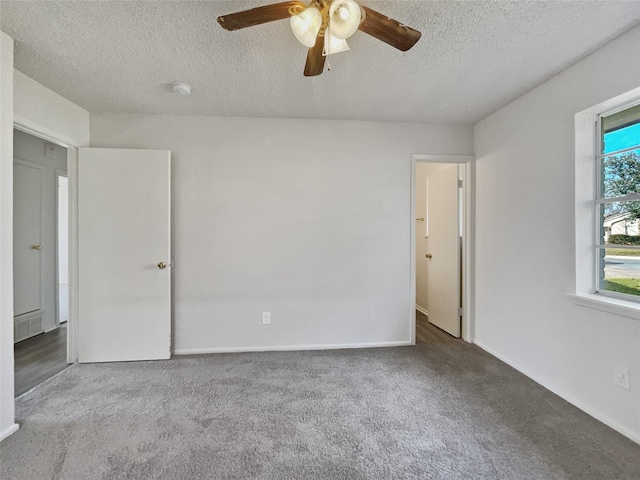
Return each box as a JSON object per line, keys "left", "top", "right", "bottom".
{"left": 603, "top": 122, "right": 640, "bottom": 154}
{"left": 600, "top": 201, "right": 640, "bottom": 245}
{"left": 602, "top": 148, "right": 640, "bottom": 198}
{"left": 598, "top": 247, "right": 640, "bottom": 297}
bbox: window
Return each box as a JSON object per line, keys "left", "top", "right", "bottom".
{"left": 595, "top": 103, "right": 640, "bottom": 300}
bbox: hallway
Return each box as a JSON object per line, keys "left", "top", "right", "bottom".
{"left": 14, "top": 325, "right": 68, "bottom": 397}
{"left": 416, "top": 309, "right": 459, "bottom": 345}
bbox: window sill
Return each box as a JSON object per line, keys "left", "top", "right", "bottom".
{"left": 567, "top": 293, "right": 640, "bottom": 321}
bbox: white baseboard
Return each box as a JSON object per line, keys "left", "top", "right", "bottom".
{"left": 1, "top": 423, "right": 19, "bottom": 442}
{"left": 474, "top": 340, "right": 640, "bottom": 445}
{"left": 416, "top": 304, "right": 429, "bottom": 317}
{"left": 174, "top": 340, "right": 412, "bottom": 356}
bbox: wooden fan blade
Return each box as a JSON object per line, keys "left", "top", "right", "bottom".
{"left": 217, "top": 1, "right": 305, "bottom": 31}
{"left": 304, "top": 33, "right": 326, "bottom": 77}
{"left": 358, "top": 6, "right": 421, "bottom": 52}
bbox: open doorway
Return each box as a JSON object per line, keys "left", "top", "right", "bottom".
{"left": 13, "top": 129, "right": 69, "bottom": 396}
{"left": 412, "top": 156, "right": 472, "bottom": 344}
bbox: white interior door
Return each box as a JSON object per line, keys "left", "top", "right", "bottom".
{"left": 78, "top": 148, "right": 171, "bottom": 362}
{"left": 426, "top": 165, "right": 461, "bottom": 338}
{"left": 13, "top": 162, "right": 42, "bottom": 317}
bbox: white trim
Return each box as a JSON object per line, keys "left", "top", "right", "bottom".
{"left": 410, "top": 154, "right": 475, "bottom": 343}
{"left": 416, "top": 304, "right": 429, "bottom": 317}
{"left": 0, "top": 423, "right": 19, "bottom": 442}
{"left": 174, "top": 340, "right": 412, "bottom": 356}
{"left": 413, "top": 154, "right": 475, "bottom": 164}
{"left": 596, "top": 192, "right": 640, "bottom": 204}
{"left": 54, "top": 169, "right": 67, "bottom": 329}
{"left": 14, "top": 115, "right": 77, "bottom": 149}
{"left": 66, "top": 148, "right": 78, "bottom": 363}
{"left": 598, "top": 144, "right": 640, "bottom": 159}
{"left": 566, "top": 293, "right": 640, "bottom": 321}
{"left": 410, "top": 157, "right": 417, "bottom": 345}
{"left": 474, "top": 340, "right": 640, "bottom": 445}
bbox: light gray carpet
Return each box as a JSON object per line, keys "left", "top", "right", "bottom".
{"left": 2, "top": 338, "right": 639, "bottom": 479}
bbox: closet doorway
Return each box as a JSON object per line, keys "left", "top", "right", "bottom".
{"left": 13, "top": 129, "right": 69, "bottom": 396}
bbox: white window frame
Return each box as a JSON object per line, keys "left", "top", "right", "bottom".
{"left": 571, "top": 87, "right": 640, "bottom": 321}
{"left": 594, "top": 102, "right": 640, "bottom": 302}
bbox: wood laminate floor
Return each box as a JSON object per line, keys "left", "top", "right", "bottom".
{"left": 14, "top": 325, "right": 69, "bottom": 397}
{"left": 416, "top": 310, "right": 459, "bottom": 345}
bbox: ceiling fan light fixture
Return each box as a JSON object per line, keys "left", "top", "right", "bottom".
{"left": 328, "top": 0, "right": 361, "bottom": 39}
{"left": 323, "top": 29, "right": 350, "bottom": 56}
{"left": 217, "top": 1, "right": 421, "bottom": 77}
{"left": 290, "top": 6, "right": 322, "bottom": 48}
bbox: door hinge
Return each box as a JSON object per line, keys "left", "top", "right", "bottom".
{"left": 458, "top": 180, "right": 463, "bottom": 188}
{"left": 458, "top": 307, "right": 464, "bottom": 316}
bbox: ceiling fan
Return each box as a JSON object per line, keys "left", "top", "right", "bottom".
{"left": 217, "top": 0, "right": 421, "bottom": 77}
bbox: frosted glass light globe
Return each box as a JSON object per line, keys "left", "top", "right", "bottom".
{"left": 329, "top": 0, "right": 361, "bottom": 39}
{"left": 290, "top": 6, "right": 322, "bottom": 48}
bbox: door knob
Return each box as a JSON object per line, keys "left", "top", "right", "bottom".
{"left": 425, "top": 254, "right": 432, "bottom": 259}
{"left": 157, "top": 262, "right": 167, "bottom": 270}
{"left": 32, "top": 245, "right": 42, "bottom": 251}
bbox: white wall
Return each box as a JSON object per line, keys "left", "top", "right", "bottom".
{"left": 91, "top": 114, "right": 474, "bottom": 353}
{"left": 0, "top": 31, "right": 18, "bottom": 441}
{"left": 14, "top": 70, "right": 89, "bottom": 148}
{"left": 474, "top": 25, "right": 640, "bottom": 442}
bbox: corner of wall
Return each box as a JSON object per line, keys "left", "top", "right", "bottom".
{"left": 0, "top": 30, "right": 19, "bottom": 441}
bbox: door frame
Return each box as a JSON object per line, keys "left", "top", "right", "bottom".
{"left": 410, "top": 154, "right": 475, "bottom": 343}
{"left": 14, "top": 122, "right": 79, "bottom": 363}
{"left": 55, "top": 169, "right": 68, "bottom": 328}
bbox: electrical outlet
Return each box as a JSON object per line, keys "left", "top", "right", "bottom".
{"left": 613, "top": 366, "right": 630, "bottom": 391}
{"left": 261, "top": 312, "right": 271, "bottom": 325}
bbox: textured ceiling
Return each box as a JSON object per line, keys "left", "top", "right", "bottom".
{"left": 2, "top": 0, "right": 640, "bottom": 124}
